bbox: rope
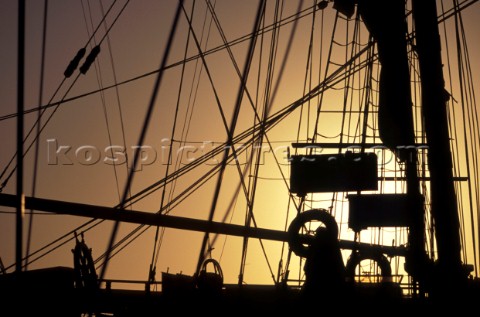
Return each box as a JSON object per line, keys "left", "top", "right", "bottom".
{"left": 195, "top": 0, "right": 267, "bottom": 277}
{"left": 98, "top": 0, "right": 132, "bottom": 204}
{"left": 99, "top": 0, "right": 183, "bottom": 282}
{"left": 25, "top": 0, "right": 49, "bottom": 271}
{"left": 0, "top": 2, "right": 320, "bottom": 123}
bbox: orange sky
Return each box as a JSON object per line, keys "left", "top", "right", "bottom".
{"left": 0, "top": 0, "right": 479, "bottom": 289}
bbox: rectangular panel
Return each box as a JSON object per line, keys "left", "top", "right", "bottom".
{"left": 289, "top": 152, "right": 378, "bottom": 195}
{"left": 348, "top": 193, "right": 423, "bottom": 231}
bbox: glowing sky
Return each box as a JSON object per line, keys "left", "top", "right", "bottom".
{"left": 1, "top": 0, "right": 480, "bottom": 288}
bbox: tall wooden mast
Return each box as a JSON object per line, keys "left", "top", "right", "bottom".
{"left": 411, "top": 0, "right": 463, "bottom": 285}
{"left": 16, "top": 0, "right": 26, "bottom": 274}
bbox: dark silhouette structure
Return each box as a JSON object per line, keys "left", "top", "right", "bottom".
{"left": 0, "top": 1, "right": 479, "bottom": 316}
{"left": 302, "top": 227, "right": 346, "bottom": 298}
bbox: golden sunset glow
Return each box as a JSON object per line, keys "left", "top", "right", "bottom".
{"left": 1, "top": 2, "right": 480, "bottom": 305}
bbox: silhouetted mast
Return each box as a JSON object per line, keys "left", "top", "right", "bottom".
{"left": 16, "top": 0, "right": 26, "bottom": 274}
{"left": 412, "top": 0, "right": 463, "bottom": 284}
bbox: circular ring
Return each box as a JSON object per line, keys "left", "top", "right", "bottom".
{"left": 345, "top": 250, "right": 392, "bottom": 281}
{"left": 287, "top": 209, "right": 338, "bottom": 258}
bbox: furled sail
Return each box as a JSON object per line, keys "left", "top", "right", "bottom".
{"left": 335, "top": 0, "right": 416, "bottom": 160}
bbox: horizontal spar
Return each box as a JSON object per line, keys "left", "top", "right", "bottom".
{"left": 0, "top": 193, "right": 405, "bottom": 256}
